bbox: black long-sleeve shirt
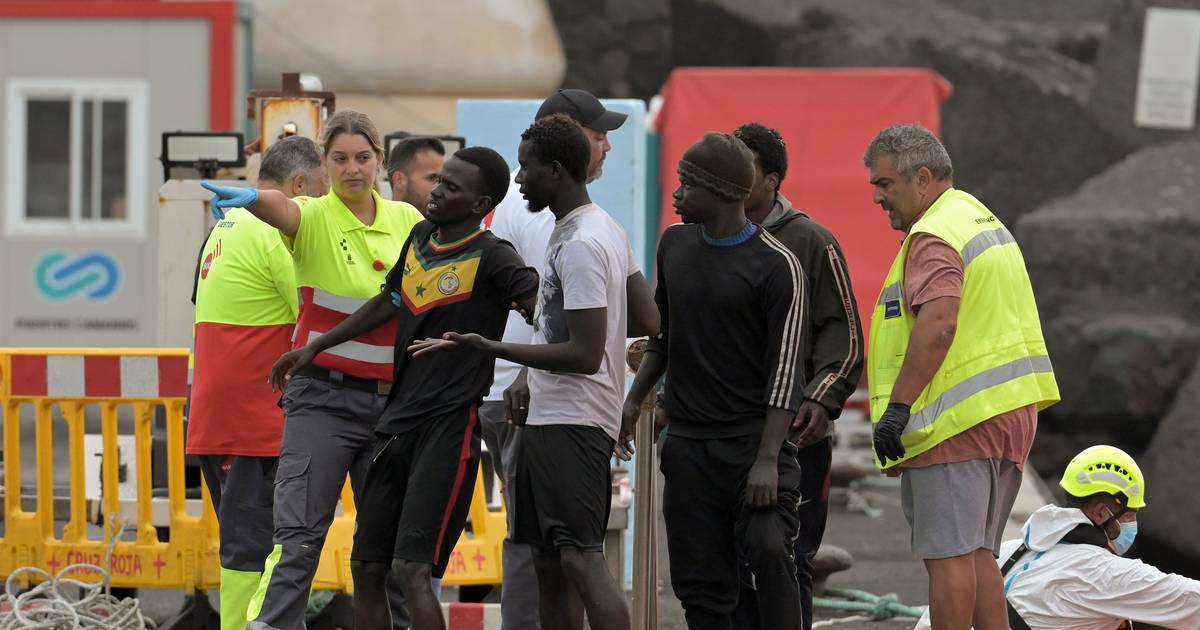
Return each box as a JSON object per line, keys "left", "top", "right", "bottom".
{"left": 646, "top": 223, "right": 809, "bottom": 439}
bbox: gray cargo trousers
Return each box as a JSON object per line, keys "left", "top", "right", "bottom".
{"left": 246, "top": 375, "right": 411, "bottom": 630}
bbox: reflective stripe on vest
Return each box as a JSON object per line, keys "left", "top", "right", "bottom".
{"left": 306, "top": 331, "right": 393, "bottom": 365}
{"left": 867, "top": 188, "right": 1060, "bottom": 468}
{"left": 294, "top": 286, "right": 395, "bottom": 380}
{"left": 311, "top": 288, "right": 366, "bottom": 315}
{"left": 962, "top": 227, "right": 1016, "bottom": 267}
{"left": 905, "top": 355, "right": 1053, "bottom": 435}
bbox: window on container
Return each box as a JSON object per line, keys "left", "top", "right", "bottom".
{"left": 6, "top": 80, "right": 145, "bottom": 238}
{"left": 25, "top": 99, "right": 71, "bottom": 219}
{"left": 16, "top": 91, "right": 133, "bottom": 224}
{"left": 79, "top": 99, "right": 129, "bottom": 220}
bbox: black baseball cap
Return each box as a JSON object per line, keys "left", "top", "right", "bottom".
{"left": 535, "top": 89, "right": 627, "bottom": 131}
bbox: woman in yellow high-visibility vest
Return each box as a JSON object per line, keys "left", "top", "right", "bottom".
{"left": 204, "top": 109, "right": 422, "bottom": 630}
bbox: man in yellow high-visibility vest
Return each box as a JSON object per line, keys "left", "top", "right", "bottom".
{"left": 862, "top": 124, "right": 1059, "bottom": 630}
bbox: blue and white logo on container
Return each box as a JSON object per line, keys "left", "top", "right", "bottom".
{"left": 34, "top": 250, "right": 121, "bottom": 302}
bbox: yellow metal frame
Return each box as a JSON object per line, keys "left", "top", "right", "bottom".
{"left": 0, "top": 348, "right": 505, "bottom": 591}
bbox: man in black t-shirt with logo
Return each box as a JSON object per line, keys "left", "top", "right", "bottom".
{"left": 271, "top": 146, "right": 539, "bottom": 630}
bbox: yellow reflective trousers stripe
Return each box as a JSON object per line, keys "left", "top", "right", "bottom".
{"left": 245, "top": 544, "right": 283, "bottom": 623}
{"left": 221, "top": 566, "right": 265, "bottom": 630}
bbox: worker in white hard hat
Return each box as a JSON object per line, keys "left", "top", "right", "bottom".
{"left": 915, "top": 445, "right": 1200, "bottom": 630}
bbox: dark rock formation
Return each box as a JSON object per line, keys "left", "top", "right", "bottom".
{"left": 546, "top": 0, "right": 672, "bottom": 99}
{"left": 952, "top": 0, "right": 1123, "bottom": 22}
{"left": 1139, "top": 354, "right": 1200, "bottom": 569}
{"left": 1039, "top": 314, "right": 1200, "bottom": 446}
{"left": 1018, "top": 141, "right": 1200, "bottom": 473}
{"left": 1019, "top": 142, "right": 1200, "bottom": 324}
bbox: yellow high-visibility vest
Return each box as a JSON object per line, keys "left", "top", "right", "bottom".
{"left": 867, "top": 188, "right": 1060, "bottom": 469}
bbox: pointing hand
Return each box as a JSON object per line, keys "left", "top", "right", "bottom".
{"left": 201, "top": 181, "right": 259, "bottom": 221}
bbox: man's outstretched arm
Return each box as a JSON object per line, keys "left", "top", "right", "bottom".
{"left": 409, "top": 306, "right": 607, "bottom": 375}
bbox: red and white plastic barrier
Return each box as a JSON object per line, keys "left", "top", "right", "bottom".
{"left": 7, "top": 353, "right": 189, "bottom": 399}
{"left": 442, "top": 603, "right": 501, "bottom": 630}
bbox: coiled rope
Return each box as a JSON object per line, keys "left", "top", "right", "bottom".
{"left": 0, "top": 515, "right": 155, "bottom": 629}
{"left": 813, "top": 587, "right": 926, "bottom": 626}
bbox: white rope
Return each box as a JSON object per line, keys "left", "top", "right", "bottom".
{"left": 813, "top": 615, "right": 876, "bottom": 627}
{"left": 0, "top": 515, "right": 156, "bottom": 629}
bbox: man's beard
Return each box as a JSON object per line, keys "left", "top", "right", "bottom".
{"left": 525, "top": 199, "right": 548, "bottom": 213}
{"left": 403, "top": 193, "right": 428, "bottom": 211}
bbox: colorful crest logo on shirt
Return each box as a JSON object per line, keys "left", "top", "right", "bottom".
{"left": 437, "top": 271, "right": 461, "bottom": 295}
{"left": 400, "top": 245, "right": 480, "bottom": 315}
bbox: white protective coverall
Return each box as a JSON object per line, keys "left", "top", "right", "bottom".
{"left": 914, "top": 504, "right": 1200, "bottom": 630}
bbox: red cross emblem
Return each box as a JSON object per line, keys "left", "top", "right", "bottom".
{"left": 153, "top": 554, "right": 166, "bottom": 578}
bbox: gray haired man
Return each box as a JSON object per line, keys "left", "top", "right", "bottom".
{"left": 863, "top": 124, "right": 1058, "bottom": 630}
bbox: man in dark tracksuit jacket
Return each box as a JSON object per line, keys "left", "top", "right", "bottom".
{"left": 733, "top": 123, "right": 865, "bottom": 630}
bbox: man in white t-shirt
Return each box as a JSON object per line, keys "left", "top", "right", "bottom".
{"left": 410, "top": 113, "right": 658, "bottom": 630}
{"left": 479, "top": 88, "right": 628, "bottom": 630}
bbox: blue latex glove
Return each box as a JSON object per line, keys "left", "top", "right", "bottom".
{"left": 200, "top": 181, "right": 259, "bottom": 221}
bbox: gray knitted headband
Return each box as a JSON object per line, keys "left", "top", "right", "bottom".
{"left": 678, "top": 159, "right": 751, "bottom": 202}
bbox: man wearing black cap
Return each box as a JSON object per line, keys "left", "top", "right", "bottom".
{"left": 478, "top": 88, "right": 644, "bottom": 630}
{"left": 536, "top": 88, "right": 627, "bottom": 184}
{"left": 621, "top": 133, "right": 809, "bottom": 630}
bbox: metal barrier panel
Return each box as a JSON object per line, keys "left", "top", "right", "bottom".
{"left": 0, "top": 348, "right": 507, "bottom": 593}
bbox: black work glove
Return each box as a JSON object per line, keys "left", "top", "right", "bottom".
{"left": 873, "top": 402, "right": 911, "bottom": 463}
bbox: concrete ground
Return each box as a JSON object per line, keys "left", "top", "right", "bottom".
{"left": 812, "top": 479, "right": 927, "bottom": 630}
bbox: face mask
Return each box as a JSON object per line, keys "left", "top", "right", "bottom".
{"left": 1112, "top": 521, "right": 1138, "bottom": 556}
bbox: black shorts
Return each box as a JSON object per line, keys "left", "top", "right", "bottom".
{"left": 512, "top": 424, "right": 613, "bottom": 553}
{"left": 350, "top": 405, "right": 481, "bottom": 578}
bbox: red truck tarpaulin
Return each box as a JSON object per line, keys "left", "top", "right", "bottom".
{"left": 654, "top": 68, "right": 952, "bottom": 336}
